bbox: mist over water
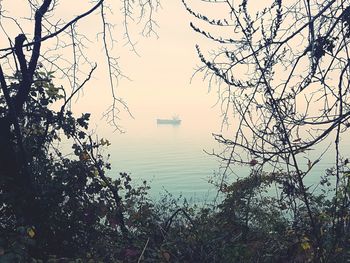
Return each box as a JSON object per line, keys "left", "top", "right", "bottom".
{"left": 66, "top": 0, "right": 349, "bottom": 201}
{"left": 106, "top": 116, "right": 220, "bottom": 200}
{"left": 99, "top": 103, "right": 345, "bottom": 200}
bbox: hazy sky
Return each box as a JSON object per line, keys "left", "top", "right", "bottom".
{"left": 0, "top": 0, "right": 276, "bottom": 137}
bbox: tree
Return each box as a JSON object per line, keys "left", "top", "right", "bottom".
{"left": 0, "top": 0, "right": 158, "bottom": 260}
{"left": 185, "top": 0, "right": 350, "bottom": 260}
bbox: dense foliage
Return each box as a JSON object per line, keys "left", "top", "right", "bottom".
{"left": 0, "top": 71, "right": 349, "bottom": 262}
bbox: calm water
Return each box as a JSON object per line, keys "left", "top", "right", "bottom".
{"left": 107, "top": 118, "right": 221, "bottom": 200}
{"left": 104, "top": 116, "right": 345, "bottom": 201}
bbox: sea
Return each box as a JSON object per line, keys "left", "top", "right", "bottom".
{"left": 102, "top": 115, "right": 344, "bottom": 202}
{"left": 107, "top": 118, "right": 222, "bottom": 202}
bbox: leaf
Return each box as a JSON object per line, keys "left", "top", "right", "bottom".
{"left": 92, "top": 168, "right": 99, "bottom": 177}
{"left": 79, "top": 152, "right": 90, "bottom": 161}
{"left": 300, "top": 236, "right": 311, "bottom": 250}
{"left": 335, "top": 247, "right": 343, "bottom": 253}
{"left": 100, "top": 138, "right": 111, "bottom": 146}
{"left": 27, "top": 227, "right": 35, "bottom": 238}
{"left": 301, "top": 241, "right": 311, "bottom": 250}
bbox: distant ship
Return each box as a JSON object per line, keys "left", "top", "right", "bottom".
{"left": 157, "top": 116, "right": 181, "bottom": 125}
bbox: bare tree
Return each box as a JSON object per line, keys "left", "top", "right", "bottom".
{"left": 185, "top": 0, "right": 350, "bottom": 259}
{"left": 0, "top": 0, "right": 160, "bottom": 128}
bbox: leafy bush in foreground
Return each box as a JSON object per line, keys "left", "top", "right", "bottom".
{"left": 1, "top": 71, "right": 350, "bottom": 263}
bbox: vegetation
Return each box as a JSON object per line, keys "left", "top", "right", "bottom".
{"left": 1, "top": 0, "right": 350, "bottom": 262}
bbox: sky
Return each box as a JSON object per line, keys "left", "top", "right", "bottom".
{"left": 0, "top": 0, "right": 277, "bottom": 137}
{"left": 0, "top": 0, "right": 346, "bottom": 138}
{"left": 80, "top": 0, "right": 226, "bottom": 136}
